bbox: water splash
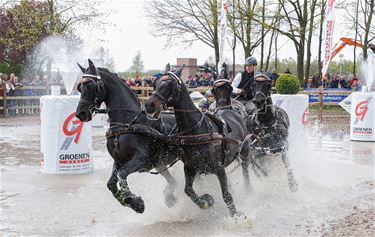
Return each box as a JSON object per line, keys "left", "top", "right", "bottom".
{"left": 360, "top": 50, "right": 375, "bottom": 91}
{"left": 28, "top": 35, "right": 111, "bottom": 95}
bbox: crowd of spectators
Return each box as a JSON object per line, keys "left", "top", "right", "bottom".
{"left": 185, "top": 70, "right": 216, "bottom": 88}
{"left": 0, "top": 72, "right": 64, "bottom": 115}
{"left": 306, "top": 73, "right": 362, "bottom": 91}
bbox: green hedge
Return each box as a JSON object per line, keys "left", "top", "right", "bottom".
{"left": 275, "top": 73, "right": 300, "bottom": 94}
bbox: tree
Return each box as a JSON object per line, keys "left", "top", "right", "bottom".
{"left": 129, "top": 51, "right": 144, "bottom": 77}
{"left": 304, "top": 0, "right": 319, "bottom": 84}
{"left": 270, "top": 0, "right": 319, "bottom": 85}
{"left": 0, "top": 0, "right": 108, "bottom": 76}
{"left": 0, "top": 0, "right": 52, "bottom": 65}
{"left": 145, "top": 0, "right": 221, "bottom": 66}
{"left": 317, "top": 0, "right": 326, "bottom": 79}
{"left": 343, "top": 0, "right": 375, "bottom": 61}
{"left": 227, "top": 0, "right": 263, "bottom": 58}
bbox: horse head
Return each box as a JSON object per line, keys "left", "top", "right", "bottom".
{"left": 211, "top": 62, "right": 232, "bottom": 107}
{"left": 76, "top": 59, "right": 108, "bottom": 122}
{"left": 145, "top": 64, "right": 184, "bottom": 116}
{"left": 252, "top": 73, "right": 272, "bottom": 111}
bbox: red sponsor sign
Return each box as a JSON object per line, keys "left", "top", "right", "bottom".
{"left": 355, "top": 100, "right": 369, "bottom": 122}
{"left": 62, "top": 112, "right": 84, "bottom": 144}
{"left": 302, "top": 108, "right": 309, "bottom": 126}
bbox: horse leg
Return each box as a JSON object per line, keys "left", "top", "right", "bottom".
{"left": 156, "top": 167, "right": 177, "bottom": 208}
{"left": 107, "top": 163, "right": 119, "bottom": 196}
{"left": 216, "top": 168, "right": 238, "bottom": 217}
{"left": 241, "top": 158, "right": 252, "bottom": 192}
{"left": 281, "top": 151, "right": 298, "bottom": 192}
{"left": 115, "top": 153, "right": 148, "bottom": 213}
{"left": 184, "top": 166, "right": 214, "bottom": 209}
{"left": 239, "top": 139, "right": 252, "bottom": 191}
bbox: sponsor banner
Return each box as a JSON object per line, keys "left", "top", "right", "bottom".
{"left": 321, "top": 0, "right": 337, "bottom": 76}
{"left": 218, "top": 0, "right": 228, "bottom": 73}
{"left": 271, "top": 94, "right": 309, "bottom": 136}
{"left": 350, "top": 92, "right": 375, "bottom": 141}
{"left": 309, "top": 93, "right": 349, "bottom": 103}
{"left": 40, "top": 95, "right": 93, "bottom": 174}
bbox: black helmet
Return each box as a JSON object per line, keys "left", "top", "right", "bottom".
{"left": 244, "top": 56, "right": 257, "bottom": 66}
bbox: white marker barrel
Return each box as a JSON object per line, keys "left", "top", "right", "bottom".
{"left": 40, "top": 95, "right": 93, "bottom": 174}
{"left": 350, "top": 92, "right": 375, "bottom": 141}
{"left": 271, "top": 94, "right": 309, "bottom": 135}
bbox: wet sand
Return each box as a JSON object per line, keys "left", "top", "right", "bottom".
{"left": 0, "top": 114, "right": 374, "bottom": 236}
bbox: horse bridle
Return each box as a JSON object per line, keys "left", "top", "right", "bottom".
{"left": 78, "top": 72, "right": 106, "bottom": 115}
{"left": 152, "top": 71, "right": 182, "bottom": 107}
{"left": 250, "top": 76, "right": 272, "bottom": 112}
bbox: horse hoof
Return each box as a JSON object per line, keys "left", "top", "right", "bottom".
{"left": 200, "top": 194, "right": 215, "bottom": 208}
{"left": 130, "top": 197, "right": 145, "bottom": 213}
{"left": 289, "top": 181, "right": 299, "bottom": 192}
{"left": 165, "top": 193, "right": 177, "bottom": 208}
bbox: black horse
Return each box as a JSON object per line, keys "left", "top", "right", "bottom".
{"left": 246, "top": 73, "right": 298, "bottom": 192}
{"left": 210, "top": 64, "right": 252, "bottom": 190}
{"left": 75, "top": 59, "right": 181, "bottom": 213}
{"left": 145, "top": 65, "right": 249, "bottom": 217}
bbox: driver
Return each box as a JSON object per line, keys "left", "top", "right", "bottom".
{"left": 231, "top": 56, "right": 257, "bottom": 113}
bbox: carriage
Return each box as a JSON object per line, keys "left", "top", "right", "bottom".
{"left": 75, "top": 59, "right": 298, "bottom": 217}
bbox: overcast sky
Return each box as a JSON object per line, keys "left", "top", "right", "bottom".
{"left": 81, "top": 0, "right": 358, "bottom": 71}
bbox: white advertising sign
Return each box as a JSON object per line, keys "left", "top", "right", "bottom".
{"left": 339, "top": 93, "right": 352, "bottom": 113}
{"left": 271, "top": 94, "right": 309, "bottom": 135}
{"left": 350, "top": 92, "right": 375, "bottom": 141}
{"left": 40, "top": 95, "right": 93, "bottom": 173}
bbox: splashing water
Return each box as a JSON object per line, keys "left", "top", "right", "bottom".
{"left": 360, "top": 50, "right": 375, "bottom": 91}
{"left": 28, "top": 35, "right": 109, "bottom": 95}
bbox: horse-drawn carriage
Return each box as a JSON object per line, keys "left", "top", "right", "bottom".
{"left": 75, "top": 59, "right": 298, "bottom": 218}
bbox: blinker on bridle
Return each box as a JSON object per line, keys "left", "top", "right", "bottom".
{"left": 78, "top": 72, "right": 105, "bottom": 116}
{"left": 152, "top": 71, "right": 182, "bottom": 106}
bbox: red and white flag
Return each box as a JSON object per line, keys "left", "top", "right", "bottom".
{"left": 218, "top": 0, "right": 228, "bottom": 74}
{"left": 321, "top": 0, "right": 337, "bottom": 76}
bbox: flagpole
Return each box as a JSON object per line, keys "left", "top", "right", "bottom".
{"left": 218, "top": 0, "right": 228, "bottom": 76}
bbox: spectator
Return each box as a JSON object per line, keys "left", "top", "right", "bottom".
{"left": 199, "top": 89, "right": 215, "bottom": 112}
{"left": 127, "top": 78, "right": 137, "bottom": 87}
{"left": 306, "top": 77, "right": 313, "bottom": 89}
{"left": 338, "top": 76, "right": 347, "bottom": 89}
{"left": 199, "top": 71, "right": 214, "bottom": 87}
{"left": 186, "top": 75, "right": 199, "bottom": 88}
{"left": 329, "top": 75, "right": 339, "bottom": 88}
{"left": 134, "top": 76, "right": 142, "bottom": 87}
{"left": 312, "top": 73, "right": 319, "bottom": 88}
{"left": 269, "top": 69, "right": 279, "bottom": 87}
{"left": 144, "top": 76, "right": 153, "bottom": 87}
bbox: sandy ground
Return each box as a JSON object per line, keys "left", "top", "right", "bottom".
{"left": 0, "top": 114, "right": 374, "bottom": 236}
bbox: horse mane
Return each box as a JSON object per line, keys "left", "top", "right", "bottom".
{"left": 97, "top": 67, "right": 141, "bottom": 106}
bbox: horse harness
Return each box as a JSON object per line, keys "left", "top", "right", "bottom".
{"left": 105, "top": 111, "right": 241, "bottom": 146}
{"left": 248, "top": 106, "right": 289, "bottom": 154}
